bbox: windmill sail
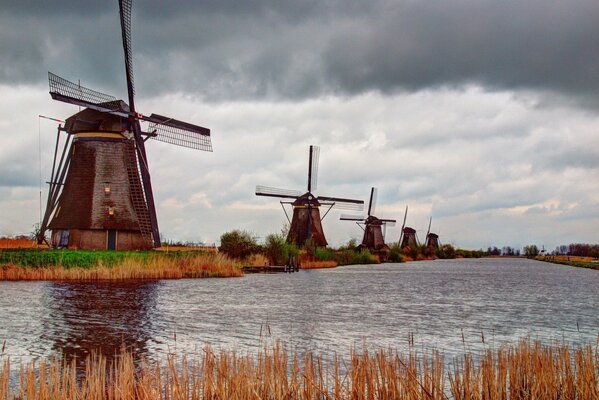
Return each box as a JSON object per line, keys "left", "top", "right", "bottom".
{"left": 255, "top": 186, "right": 303, "bottom": 199}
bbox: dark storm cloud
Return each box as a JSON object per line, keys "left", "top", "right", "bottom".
{"left": 1, "top": 0, "right": 598, "bottom": 101}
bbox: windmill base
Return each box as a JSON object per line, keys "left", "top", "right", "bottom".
{"left": 50, "top": 229, "right": 153, "bottom": 250}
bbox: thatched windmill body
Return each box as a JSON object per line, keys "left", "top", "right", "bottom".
{"left": 38, "top": 0, "right": 212, "bottom": 250}
{"left": 256, "top": 146, "right": 363, "bottom": 247}
{"left": 340, "top": 188, "right": 396, "bottom": 253}
{"left": 398, "top": 206, "right": 419, "bottom": 249}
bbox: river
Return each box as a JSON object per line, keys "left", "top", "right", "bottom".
{"left": 1, "top": 258, "right": 597, "bottom": 363}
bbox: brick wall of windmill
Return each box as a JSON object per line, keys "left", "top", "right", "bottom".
{"left": 287, "top": 206, "right": 328, "bottom": 247}
{"left": 49, "top": 138, "right": 151, "bottom": 250}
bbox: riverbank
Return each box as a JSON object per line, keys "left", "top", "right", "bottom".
{"left": 536, "top": 255, "right": 599, "bottom": 270}
{"left": 0, "top": 249, "right": 242, "bottom": 280}
{"left": 1, "top": 339, "right": 597, "bottom": 399}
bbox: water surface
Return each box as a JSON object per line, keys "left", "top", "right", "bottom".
{"left": 1, "top": 258, "right": 597, "bottom": 363}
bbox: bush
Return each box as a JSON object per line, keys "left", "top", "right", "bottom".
{"left": 218, "top": 230, "right": 260, "bottom": 260}
{"left": 314, "top": 247, "right": 337, "bottom": 261}
{"left": 351, "top": 249, "right": 378, "bottom": 264}
{"left": 337, "top": 238, "right": 358, "bottom": 252}
{"left": 436, "top": 244, "right": 456, "bottom": 259}
{"left": 263, "top": 233, "right": 298, "bottom": 265}
{"left": 387, "top": 244, "right": 404, "bottom": 263}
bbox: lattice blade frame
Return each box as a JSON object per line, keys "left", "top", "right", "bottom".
{"left": 319, "top": 195, "right": 364, "bottom": 211}
{"left": 308, "top": 145, "right": 320, "bottom": 192}
{"left": 368, "top": 187, "right": 378, "bottom": 217}
{"left": 256, "top": 185, "right": 302, "bottom": 199}
{"left": 340, "top": 214, "right": 365, "bottom": 221}
{"left": 118, "top": 0, "right": 135, "bottom": 104}
{"left": 48, "top": 72, "right": 126, "bottom": 114}
{"left": 147, "top": 122, "right": 212, "bottom": 151}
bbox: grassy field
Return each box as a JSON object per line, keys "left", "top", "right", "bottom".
{"left": 0, "top": 249, "right": 243, "bottom": 280}
{"left": 0, "top": 339, "right": 597, "bottom": 399}
{"left": 536, "top": 255, "right": 599, "bottom": 270}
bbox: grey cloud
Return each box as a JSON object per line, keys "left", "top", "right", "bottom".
{"left": 1, "top": 0, "right": 598, "bottom": 103}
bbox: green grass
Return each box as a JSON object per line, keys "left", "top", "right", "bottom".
{"left": 543, "top": 259, "right": 599, "bottom": 270}
{"left": 313, "top": 247, "right": 379, "bottom": 265}
{"left": 0, "top": 249, "right": 211, "bottom": 269}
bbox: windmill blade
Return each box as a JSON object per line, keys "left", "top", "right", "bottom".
{"left": 399, "top": 205, "right": 408, "bottom": 244}
{"left": 118, "top": 0, "right": 136, "bottom": 109}
{"left": 142, "top": 114, "right": 210, "bottom": 136}
{"left": 145, "top": 117, "right": 212, "bottom": 151}
{"left": 256, "top": 185, "right": 302, "bottom": 199}
{"left": 368, "top": 187, "right": 378, "bottom": 216}
{"left": 48, "top": 72, "right": 127, "bottom": 115}
{"left": 318, "top": 195, "right": 364, "bottom": 211}
{"left": 426, "top": 216, "right": 432, "bottom": 238}
{"left": 307, "top": 145, "right": 320, "bottom": 192}
{"left": 381, "top": 219, "right": 397, "bottom": 227}
{"left": 340, "top": 214, "right": 365, "bottom": 221}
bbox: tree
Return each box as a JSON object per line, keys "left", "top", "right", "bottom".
{"left": 523, "top": 245, "right": 539, "bottom": 258}
{"left": 263, "top": 233, "right": 298, "bottom": 265}
{"left": 218, "top": 230, "right": 260, "bottom": 260}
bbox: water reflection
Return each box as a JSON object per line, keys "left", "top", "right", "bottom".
{"left": 41, "top": 280, "right": 160, "bottom": 362}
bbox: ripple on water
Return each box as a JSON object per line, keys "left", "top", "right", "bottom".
{"left": 0, "top": 258, "right": 597, "bottom": 364}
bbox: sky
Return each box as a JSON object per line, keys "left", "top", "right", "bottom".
{"left": 0, "top": 0, "right": 598, "bottom": 250}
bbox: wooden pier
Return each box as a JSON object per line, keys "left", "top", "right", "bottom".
{"left": 242, "top": 264, "right": 299, "bottom": 274}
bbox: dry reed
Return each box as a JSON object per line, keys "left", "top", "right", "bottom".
{"left": 0, "top": 253, "right": 242, "bottom": 281}
{"left": 1, "top": 339, "right": 596, "bottom": 399}
{"left": 300, "top": 260, "right": 338, "bottom": 269}
{"left": 0, "top": 238, "right": 37, "bottom": 249}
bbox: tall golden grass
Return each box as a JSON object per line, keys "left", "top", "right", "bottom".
{"left": 1, "top": 340, "right": 596, "bottom": 399}
{"left": 0, "top": 253, "right": 242, "bottom": 281}
{"left": 300, "top": 260, "right": 338, "bottom": 269}
{"left": 0, "top": 238, "right": 37, "bottom": 249}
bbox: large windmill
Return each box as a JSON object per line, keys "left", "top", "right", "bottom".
{"left": 255, "top": 146, "right": 364, "bottom": 247}
{"left": 398, "top": 206, "right": 419, "bottom": 249}
{"left": 38, "top": 0, "right": 212, "bottom": 250}
{"left": 340, "top": 187, "right": 396, "bottom": 254}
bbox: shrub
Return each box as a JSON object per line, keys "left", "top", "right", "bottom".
{"left": 387, "top": 244, "right": 404, "bottom": 263}
{"left": 338, "top": 238, "right": 358, "bottom": 252}
{"left": 351, "top": 249, "right": 378, "bottom": 264}
{"left": 263, "top": 233, "right": 298, "bottom": 265}
{"left": 218, "top": 230, "right": 260, "bottom": 260}
{"left": 436, "top": 244, "right": 456, "bottom": 259}
{"left": 314, "top": 247, "right": 336, "bottom": 261}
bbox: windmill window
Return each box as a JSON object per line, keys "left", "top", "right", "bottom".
{"left": 108, "top": 206, "right": 115, "bottom": 216}
{"left": 104, "top": 184, "right": 111, "bottom": 194}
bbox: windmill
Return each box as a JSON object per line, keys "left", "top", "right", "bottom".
{"left": 255, "top": 145, "right": 364, "bottom": 247}
{"left": 398, "top": 206, "right": 419, "bottom": 249}
{"left": 424, "top": 217, "right": 440, "bottom": 249}
{"left": 38, "top": 0, "right": 212, "bottom": 250}
{"left": 340, "top": 187, "right": 396, "bottom": 254}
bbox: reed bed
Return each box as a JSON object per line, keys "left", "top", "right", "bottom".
{"left": 0, "top": 253, "right": 242, "bottom": 280}
{"left": 300, "top": 260, "right": 338, "bottom": 269}
{"left": 0, "top": 238, "right": 37, "bottom": 249}
{"left": 1, "top": 340, "right": 596, "bottom": 399}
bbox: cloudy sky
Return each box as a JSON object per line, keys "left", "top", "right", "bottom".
{"left": 1, "top": 0, "right": 598, "bottom": 250}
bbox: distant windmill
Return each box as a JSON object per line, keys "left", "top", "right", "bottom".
{"left": 424, "top": 217, "right": 440, "bottom": 249}
{"left": 398, "top": 206, "right": 419, "bottom": 249}
{"left": 38, "top": 0, "right": 212, "bottom": 250}
{"left": 340, "top": 187, "right": 396, "bottom": 253}
{"left": 256, "top": 145, "right": 364, "bottom": 247}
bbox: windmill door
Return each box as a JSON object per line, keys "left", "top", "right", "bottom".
{"left": 107, "top": 230, "right": 117, "bottom": 250}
